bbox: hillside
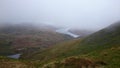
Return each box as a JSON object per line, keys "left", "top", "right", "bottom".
{"left": 0, "top": 56, "right": 30, "bottom": 68}
{"left": 0, "top": 56, "right": 42, "bottom": 68}
{"left": 0, "top": 23, "right": 72, "bottom": 56}
{"left": 21, "top": 22, "right": 120, "bottom": 68}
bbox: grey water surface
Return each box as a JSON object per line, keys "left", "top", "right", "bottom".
{"left": 7, "top": 54, "right": 21, "bottom": 59}
{"left": 56, "top": 28, "right": 79, "bottom": 38}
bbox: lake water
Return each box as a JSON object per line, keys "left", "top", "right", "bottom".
{"left": 56, "top": 28, "right": 79, "bottom": 38}
{"left": 7, "top": 54, "right": 21, "bottom": 59}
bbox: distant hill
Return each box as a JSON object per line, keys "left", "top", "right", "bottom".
{"left": 0, "top": 23, "right": 73, "bottom": 56}
{"left": 22, "top": 22, "right": 120, "bottom": 68}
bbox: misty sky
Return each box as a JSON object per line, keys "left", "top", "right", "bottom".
{"left": 0, "top": 0, "right": 120, "bottom": 30}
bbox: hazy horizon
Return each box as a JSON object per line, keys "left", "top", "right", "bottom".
{"left": 0, "top": 0, "right": 120, "bottom": 30}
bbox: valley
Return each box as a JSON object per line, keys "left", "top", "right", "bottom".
{"left": 21, "top": 22, "right": 120, "bottom": 68}
{"left": 0, "top": 22, "right": 119, "bottom": 68}
{"left": 0, "top": 23, "right": 73, "bottom": 56}
{"left": 0, "top": 0, "right": 120, "bottom": 68}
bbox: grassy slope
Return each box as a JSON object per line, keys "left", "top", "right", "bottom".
{"left": 42, "top": 45, "right": 120, "bottom": 68}
{"left": 22, "top": 22, "right": 120, "bottom": 68}
{"left": 85, "top": 46, "right": 120, "bottom": 68}
{"left": 0, "top": 22, "right": 120, "bottom": 68}
{"left": 0, "top": 56, "right": 40, "bottom": 68}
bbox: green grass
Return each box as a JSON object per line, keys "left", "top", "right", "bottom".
{"left": 85, "top": 46, "right": 120, "bottom": 68}
{"left": 0, "top": 56, "right": 44, "bottom": 68}
{"left": 0, "top": 40, "right": 15, "bottom": 55}
{"left": 21, "top": 22, "right": 120, "bottom": 68}
{"left": 0, "top": 22, "right": 120, "bottom": 68}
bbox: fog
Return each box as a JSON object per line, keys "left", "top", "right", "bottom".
{"left": 0, "top": 0, "right": 120, "bottom": 30}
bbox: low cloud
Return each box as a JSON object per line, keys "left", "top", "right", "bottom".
{"left": 0, "top": 0, "right": 120, "bottom": 30}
